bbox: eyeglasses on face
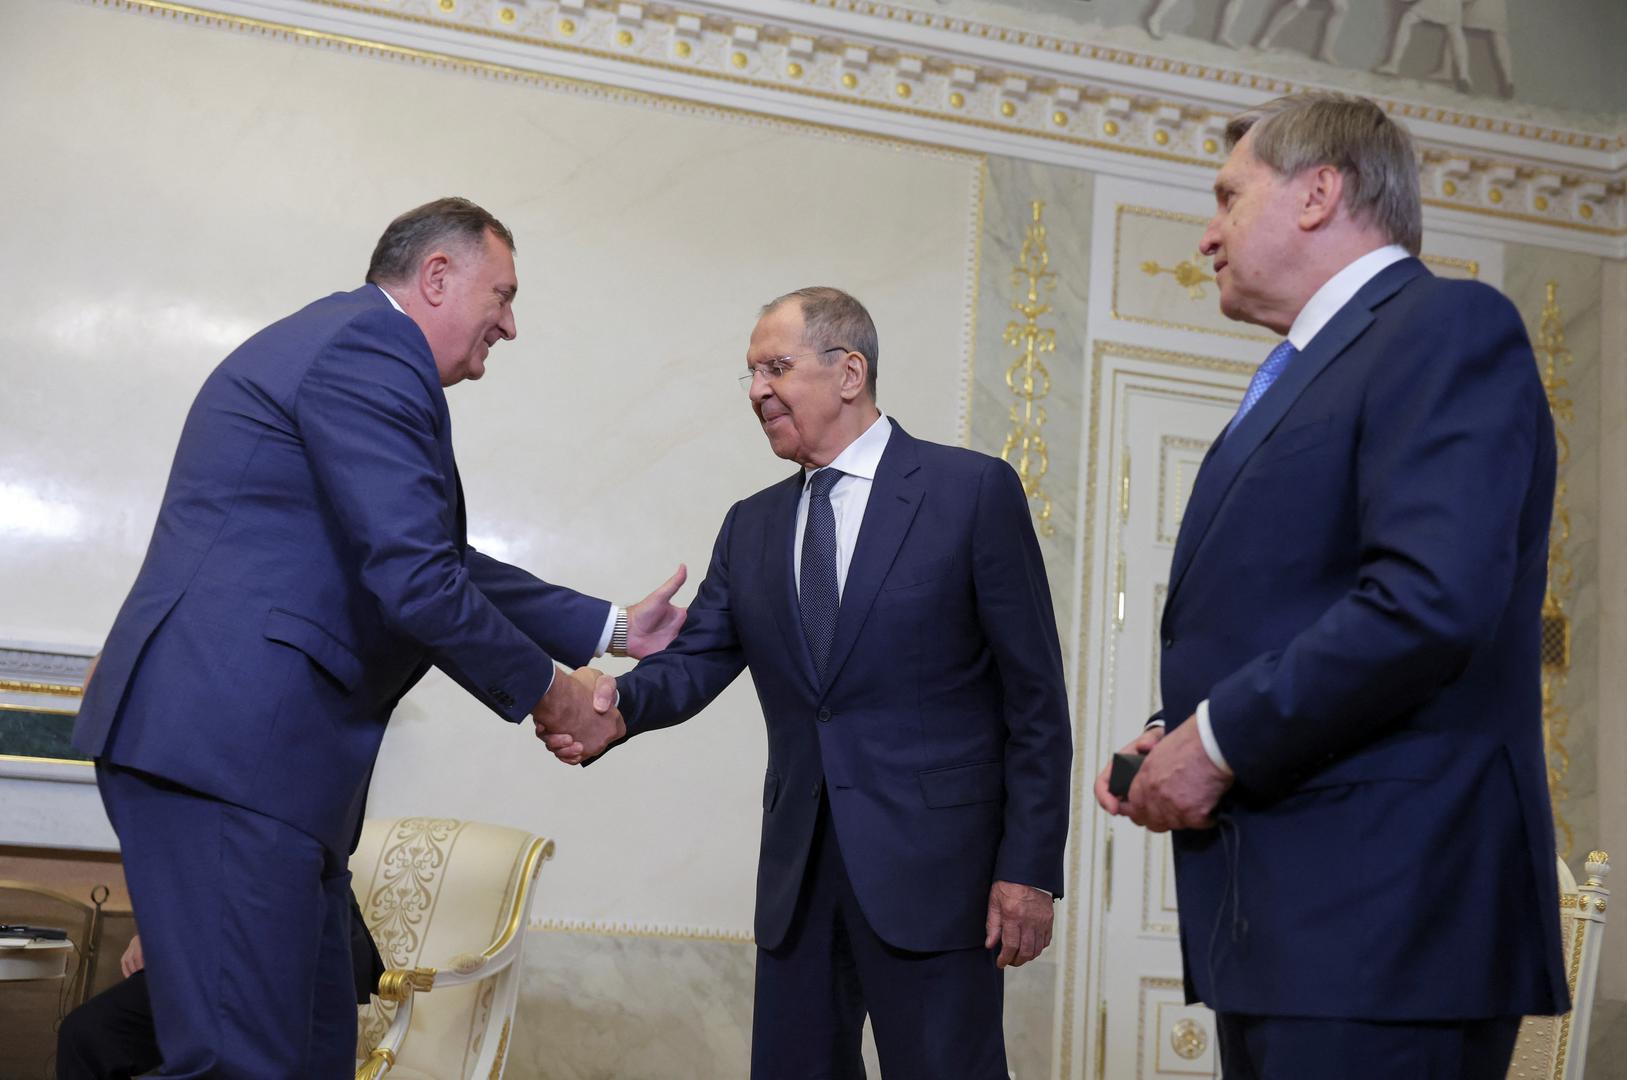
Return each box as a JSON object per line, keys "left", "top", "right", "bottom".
{"left": 738, "top": 346, "right": 853, "bottom": 392}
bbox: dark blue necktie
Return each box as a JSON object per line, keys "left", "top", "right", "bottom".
{"left": 799, "top": 468, "right": 844, "bottom": 679}
{"left": 1228, "top": 340, "right": 1298, "bottom": 433}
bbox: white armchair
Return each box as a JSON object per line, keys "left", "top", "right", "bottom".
{"left": 1507, "top": 850, "right": 1611, "bottom": 1080}
{"left": 350, "top": 818, "right": 553, "bottom": 1080}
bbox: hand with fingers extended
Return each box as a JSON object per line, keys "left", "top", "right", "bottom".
{"left": 984, "top": 880, "right": 1054, "bottom": 969}
{"left": 626, "top": 564, "right": 689, "bottom": 658}
{"left": 531, "top": 664, "right": 625, "bottom": 765}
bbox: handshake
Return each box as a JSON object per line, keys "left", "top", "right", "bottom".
{"left": 531, "top": 665, "right": 620, "bottom": 766}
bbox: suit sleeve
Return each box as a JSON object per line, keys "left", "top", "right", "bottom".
{"left": 612, "top": 503, "right": 749, "bottom": 742}
{"left": 296, "top": 309, "right": 552, "bottom": 723}
{"left": 467, "top": 548, "right": 612, "bottom": 670}
{"left": 972, "top": 458, "right": 1073, "bottom": 898}
{"left": 1207, "top": 283, "right": 1547, "bottom": 795}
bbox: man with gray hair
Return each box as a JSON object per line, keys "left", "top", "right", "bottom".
{"left": 75, "top": 196, "right": 687, "bottom": 1075}
{"left": 551, "top": 286, "right": 1073, "bottom": 1079}
{"left": 1095, "top": 93, "right": 1567, "bottom": 1077}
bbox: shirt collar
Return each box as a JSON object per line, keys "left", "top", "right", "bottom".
{"left": 1286, "top": 244, "right": 1410, "bottom": 351}
{"left": 805, "top": 413, "right": 892, "bottom": 486}
{"left": 376, "top": 283, "right": 406, "bottom": 314}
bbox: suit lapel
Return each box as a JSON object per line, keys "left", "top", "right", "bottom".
{"left": 1167, "top": 258, "right": 1427, "bottom": 603}
{"left": 764, "top": 471, "right": 820, "bottom": 693}
{"left": 819, "top": 426, "right": 923, "bottom": 690}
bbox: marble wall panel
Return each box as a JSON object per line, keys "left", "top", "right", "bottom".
{"left": 1505, "top": 245, "right": 1602, "bottom": 867}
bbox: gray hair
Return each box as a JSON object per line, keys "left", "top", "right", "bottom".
{"left": 366, "top": 197, "right": 515, "bottom": 284}
{"left": 761, "top": 287, "right": 880, "bottom": 400}
{"left": 1226, "top": 92, "right": 1422, "bottom": 256}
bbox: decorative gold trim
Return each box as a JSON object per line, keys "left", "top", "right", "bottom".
{"left": 0, "top": 679, "right": 82, "bottom": 698}
{"left": 792, "top": 0, "right": 1625, "bottom": 155}
{"left": 102, "top": 0, "right": 1627, "bottom": 238}
{"left": 532, "top": 918, "right": 755, "bottom": 943}
{"left": 355, "top": 1046, "right": 395, "bottom": 1080}
{"left": 1136, "top": 976, "right": 1192, "bottom": 1078}
{"left": 1141, "top": 259, "right": 1215, "bottom": 300}
{"left": 487, "top": 1017, "right": 511, "bottom": 1080}
{"left": 1420, "top": 253, "right": 1481, "bottom": 279}
{"left": 376, "top": 966, "right": 436, "bottom": 1003}
{"left": 1536, "top": 281, "right": 1575, "bottom": 861}
{"left": 1112, "top": 206, "right": 1276, "bottom": 344}
{"left": 484, "top": 837, "right": 553, "bottom": 961}
{"left": 1000, "top": 200, "right": 1058, "bottom": 537}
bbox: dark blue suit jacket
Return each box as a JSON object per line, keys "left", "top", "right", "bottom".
{"left": 74, "top": 286, "right": 610, "bottom": 853}
{"left": 1160, "top": 258, "right": 1569, "bottom": 1019}
{"left": 612, "top": 423, "right": 1072, "bottom": 952}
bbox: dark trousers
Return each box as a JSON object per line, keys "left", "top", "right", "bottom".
{"left": 96, "top": 763, "right": 358, "bottom": 1079}
{"left": 56, "top": 973, "right": 161, "bottom": 1080}
{"left": 750, "top": 796, "right": 1006, "bottom": 1080}
{"left": 1216, "top": 1012, "right": 1523, "bottom": 1080}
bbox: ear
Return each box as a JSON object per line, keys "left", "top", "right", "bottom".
{"left": 417, "top": 251, "right": 452, "bottom": 307}
{"left": 1298, "top": 164, "right": 1344, "bottom": 232}
{"left": 838, "top": 351, "right": 869, "bottom": 402}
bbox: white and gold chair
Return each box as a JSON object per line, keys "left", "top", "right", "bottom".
{"left": 1507, "top": 850, "right": 1612, "bottom": 1080}
{"left": 351, "top": 818, "right": 553, "bottom": 1080}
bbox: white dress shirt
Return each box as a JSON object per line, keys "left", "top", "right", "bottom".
{"left": 1182, "top": 245, "right": 1412, "bottom": 775}
{"left": 375, "top": 285, "right": 620, "bottom": 659}
{"left": 794, "top": 413, "right": 893, "bottom": 600}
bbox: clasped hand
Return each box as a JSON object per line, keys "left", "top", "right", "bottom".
{"left": 1093, "top": 718, "right": 1232, "bottom": 832}
{"left": 532, "top": 665, "right": 622, "bottom": 765}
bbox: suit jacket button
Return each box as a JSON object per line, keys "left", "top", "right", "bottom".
{"left": 817, "top": 708, "right": 832, "bottom": 723}
{"left": 811, "top": 781, "right": 823, "bottom": 799}
{"left": 1162, "top": 637, "right": 1174, "bottom": 649}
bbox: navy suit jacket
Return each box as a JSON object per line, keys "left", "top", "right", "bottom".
{"left": 74, "top": 286, "right": 610, "bottom": 853}
{"left": 1160, "top": 258, "right": 1569, "bottom": 1019}
{"left": 612, "top": 423, "right": 1072, "bottom": 952}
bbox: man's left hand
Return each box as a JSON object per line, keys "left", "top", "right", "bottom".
{"left": 626, "top": 564, "right": 688, "bottom": 658}
{"left": 984, "top": 880, "right": 1053, "bottom": 969}
{"left": 1122, "top": 716, "right": 1232, "bottom": 833}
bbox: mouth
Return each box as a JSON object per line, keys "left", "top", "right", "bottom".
{"left": 1212, "top": 259, "right": 1228, "bottom": 276}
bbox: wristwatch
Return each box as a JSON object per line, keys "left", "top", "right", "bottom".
{"left": 609, "top": 607, "right": 630, "bottom": 657}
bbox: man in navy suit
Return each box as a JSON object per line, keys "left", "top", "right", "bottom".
{"left": 73, "top": 198, "right": 686, "bottom": 1077}
{"left": 1095, "top": 93, "right": 1568, "bottom": 1078}
{"left": 550, "top": 287, "right": 1072, "bottom": 1079}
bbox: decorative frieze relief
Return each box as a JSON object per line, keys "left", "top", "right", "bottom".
{"left": 113, "top": 0, "right": 1627, "bottom": 249}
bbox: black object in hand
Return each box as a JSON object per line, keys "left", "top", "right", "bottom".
{"left": 1108, "top": 751, "right": 1146, "bottom": 800}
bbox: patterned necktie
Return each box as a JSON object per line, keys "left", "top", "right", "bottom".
{"left": 799, "top": 468, "right": 844, "bottom": 679}
{"left": 1228, "top": 340, "right": 1298, "bottom": 433}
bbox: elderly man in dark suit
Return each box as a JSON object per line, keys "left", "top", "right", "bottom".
{"left": 550, "top": 287, "right": 1073, "bottom": 1079}
{"left": 1096, "top": 93, "right": 1568, "bottom": 1079}
{"left": 74, "top": 198, "right": 685, "bottom": 1077}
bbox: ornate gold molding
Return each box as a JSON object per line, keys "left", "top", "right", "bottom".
{"left": 106, "top": 0, "right": 1627, "bottom": 240}
{"left": 0, "top": 679, "right": 82, "bottom": 698}
{"left": 1000, "top": 200, "right": 1057, "bottom": 538}
{"left": 1537, "top": 281, "right": 1575, "bottom": 862}
{"left": 1140, "top": 259, "right": 1214, "bottom": 299}
{"left": 533, "top": 918, "right": 756, "bottom": 943}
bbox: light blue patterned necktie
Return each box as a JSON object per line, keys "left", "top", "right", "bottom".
{"left": 1228, "top": 340, "right": 1299, "bottom": 434}
{"left": 799, "top": 467, "right": 844, "bottom": 679}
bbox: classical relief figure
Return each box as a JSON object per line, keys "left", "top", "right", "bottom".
{"left": 1256, "top": 0, "right": 1350, "bottom": 63}
{"left": 1146, "top": 0, "right": 1248, "bottom": 45}
{"left": 1147, "top": 0, "right": 1349, "bottom": 63}
{"left": 1377, "top": 0, "right": 1514, "bottom": 94}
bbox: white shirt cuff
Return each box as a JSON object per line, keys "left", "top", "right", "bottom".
{"left": 1195, "top": 699, "right": 1233, "bottom": 777}
{"left": 593, "top": 606, "right": 622, "bottom": 657}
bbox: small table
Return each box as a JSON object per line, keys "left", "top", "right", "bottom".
{"left": 0, "top": 937, "right": 73, "bottom": 981}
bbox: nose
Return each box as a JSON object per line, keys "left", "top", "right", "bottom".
{"left": 748, "top": 369, "right": 773, "bottom": 405}
{"left": 1199, "top": 214, "right": 1222, "bottom": 257}
{"left": 498, "top": 306, "right": 517, "bottom": 342}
